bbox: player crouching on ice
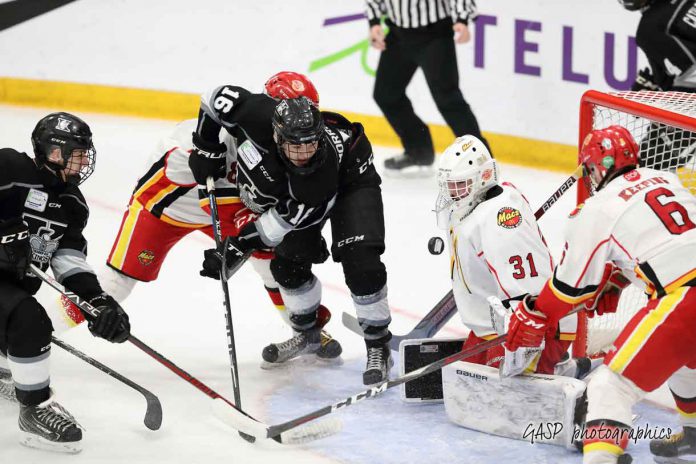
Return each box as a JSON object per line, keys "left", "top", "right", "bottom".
{"left": 427, "top": 135, "right": 589, "bottom": 449}
{"left": 0, "top": 113, "right": 130, "bottom": 453}
{"left": 506, "top": 125, "right": 696, "bottom": 464}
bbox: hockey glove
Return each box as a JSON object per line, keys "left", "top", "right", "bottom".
{"left": 505, "top": 294, "right": 549, "bottom": 352}
{"left": 584, "top": 263, "right": 631, "bottom": 318}
{"left": 188, "top": 132, "right": 228, "bottom": 185}
{"left": 631, "top": 67, "right": 663, "bottom": 92}
{"left": 0, "top": 218, "right": 31, "bottom": 280}
{"left": 200, "top": 222, "right": 266, "bottom": 280}
{"left": 87, "top": 294, "right": 131, "bottom": 343}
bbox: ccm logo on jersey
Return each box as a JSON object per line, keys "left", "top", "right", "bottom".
{"left": 336, "top": 235, "right": 364, "bottom": 247}
{"left": 0, "top": 231, "right": 28, "bottom": 243}
{"left": 456, "top": 370, "right": 488, "bottom": 381}
{"left": 497, "top": 207, "right": 522, "bottom": 228}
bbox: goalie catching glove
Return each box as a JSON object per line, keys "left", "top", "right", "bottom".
{"left": 584, "top": 263, "right": 630, "bottom": 318}
{"left": 200, "top": 221, "right": 268, "bottom": 280}
{"left": 505, "top": 294, "right": 549, "bottom": 352}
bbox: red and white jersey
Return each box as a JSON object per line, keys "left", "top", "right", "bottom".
{"left": 551, "top": 167, "right": 696, "bottom": 304}
{"left": 129, "top": 119, "right": 239, "bottom": 228}
{"left": 447, "top": 183, "right": 575, "bottom": 337}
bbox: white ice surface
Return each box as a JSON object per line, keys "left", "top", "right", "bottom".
{"left": 0, "top": 106, "right": 679, "bottom": 463}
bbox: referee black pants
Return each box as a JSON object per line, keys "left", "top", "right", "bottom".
{"left": 373, "top": 19, "right": 486, "bottom": 160}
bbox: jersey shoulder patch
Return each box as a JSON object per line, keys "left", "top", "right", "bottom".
{"left": 497, "top": 206, "right": 522, "bottom": 229}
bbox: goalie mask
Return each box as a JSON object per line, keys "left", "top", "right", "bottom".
{"left": 31, "top": 112, "right": 96, "bottom": 186}
{"left": 580, "top": 125, "right": 639, "bottom": 195}
{"left": 272, "top": 97, "right": 326, "bottom": 175}
{"left": 435, "top": 135, "right": 498, "bottom": 229}
{"left": 264, "top": 71, "right": 319, "bottom": 106}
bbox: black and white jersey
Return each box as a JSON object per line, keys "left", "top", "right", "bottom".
{"left": 365, "top": 0, "right": 477, "bottom": 28}
{"left": 0, "top": 148, "right": 97, "bottom": 295}
{"left": 196, "top": 85, "right": 380, "bottom": 247}
{"left": 638, "top": 0, "right": 696, "bottom": 91}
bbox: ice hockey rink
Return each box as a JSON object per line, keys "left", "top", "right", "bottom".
{"left": 0, "top": 105, "right": 679, "bottom": 463}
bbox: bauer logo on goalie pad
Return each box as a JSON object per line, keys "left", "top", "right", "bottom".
{"left": 497, "top": 207, "right": 521, "bottom": 229}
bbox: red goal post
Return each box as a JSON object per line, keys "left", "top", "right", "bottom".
{"left": 573, "top": 90, "right": 696, "bottom": 358}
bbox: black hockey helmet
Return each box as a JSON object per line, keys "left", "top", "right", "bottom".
{"left": 272, "top": 97, "right": 326, "bottom": 175}
{"left": 31, "top": 112, "right": 96, "bottom": 185}
{"left": 618, "top": 0, "right": 651, "bottom": 11}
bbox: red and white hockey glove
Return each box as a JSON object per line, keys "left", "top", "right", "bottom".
{"left": 505, "top": 294, "right": 549, "bottom": 352}
{"left": 584, "top": 263, "right": 631, "bottom": 318}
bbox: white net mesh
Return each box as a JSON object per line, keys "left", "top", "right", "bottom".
{"left": 580, "top": 91, "right": 696, "bottom": 356}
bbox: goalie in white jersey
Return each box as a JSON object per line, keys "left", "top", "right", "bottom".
{"left": 435, "top": 135, "right": 576, "bottom": 375}
{"left": 506, "top": 125, "right": 696, "bottom": 464}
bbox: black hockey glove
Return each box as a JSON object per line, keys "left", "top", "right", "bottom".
{"left": 631, "top": 67, "right": 663, "bottom": 92}
{"left": 200, "top": 222, "right": 266, "bottom": 280}
{"left": 0, "top": 218, "right": 31, "bottom": 280}
{"left": 87, "top": 294, "right": 131, "bottom": 343}
{"left": 188, "top": 132, "right": 228, "bottom": 185}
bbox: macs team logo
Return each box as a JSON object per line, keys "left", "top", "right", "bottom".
{"left": 497, "top": 207, "right": 522, "bottom": 228}
{"left": 137, "top": 250, "right": 156, "bottom": 266}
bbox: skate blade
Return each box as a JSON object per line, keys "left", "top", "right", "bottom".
{"left": 653, "top": 456, "right": 696, "bottom": 464}
{"left": 315, "top": 355, "right": 343, "bottom": 366}
{"left": 19, "top": 432, "right": 82, "bottom": 454}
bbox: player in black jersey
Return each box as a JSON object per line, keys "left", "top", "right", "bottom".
{"left": 620, "top": 0, "right": 696, "bottom": 172}
{"left": 192, "top": 88, "right": 393, "bottom": 385}
{"left": 0, "top": 112, "right": 130, "bottom": 453}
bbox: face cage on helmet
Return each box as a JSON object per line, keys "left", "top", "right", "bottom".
{"left": 43, "top": 143, "right": 96, "bottom": 186}
{"left": 276, "top": 135, "right": 325, "bottom": 175}
{"left": 66, "top": 146, "right": 96, "bottom": 185}
{"left": 434, "top": 172, "right": 481, "bottom": 228}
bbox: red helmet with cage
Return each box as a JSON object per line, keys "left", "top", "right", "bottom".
{"left": 580, "top": 125, "right": 640, "bottom": 194}
{"left": 264, "top": 71, "right": 319, "bottom": 106}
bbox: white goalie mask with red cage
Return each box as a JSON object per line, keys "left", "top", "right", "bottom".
{"left": 435, "top": 135, "right": 498, "bottom": 229}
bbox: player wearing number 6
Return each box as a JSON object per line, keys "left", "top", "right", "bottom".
{"left": 506, "top": 125, "right": 696, "bottom": 463}
{"left": 434, "top": 135, "right": 577, "bottom": 376}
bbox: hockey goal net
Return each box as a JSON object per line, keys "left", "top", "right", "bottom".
{"left": 574, "top": 90, "right": 696, "bottom": 358}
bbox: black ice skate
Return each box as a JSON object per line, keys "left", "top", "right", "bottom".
{"left": 0, "top": 368, "right": 17, "bottom": 403}
{"left": 363, "top": 344, "right": 393, "bottom": 386}
{"left": 261, "top": 327, "right": 322, "bottom": 367}
{"left": 383, "top": 153, "right": 434, "bottom": 178}
{"left": 650, "top": 426, "right": 696, "bottom": 463}
{"left": 19, "top": 394, "right": 83, "bottom": 454}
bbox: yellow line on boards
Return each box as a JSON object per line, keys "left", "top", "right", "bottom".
{"left": 0, "top": 77, "right": 577, "bottom": 172}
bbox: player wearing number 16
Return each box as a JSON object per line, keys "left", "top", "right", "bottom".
{"left": 506, "top": 125, "right": 696, "bottom": 464}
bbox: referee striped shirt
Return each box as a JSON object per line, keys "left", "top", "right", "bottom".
{"left": 365, "top": 0, "right": 477, "bottom": 28}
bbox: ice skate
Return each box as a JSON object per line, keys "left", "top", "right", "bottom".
{"left": 363, "top": 343, "right": 393, "bottom": 386}
{"left": 19, "top": 393, "right": 82, "bottom": 454}
{"left": 261, "top": 327, "right": 322, "bottom": 368}
{"left": 650, "top": 426, "right": 696, "bottom": 463}
{"left": 383, "top": 153, "right": 434, "bottom": 178}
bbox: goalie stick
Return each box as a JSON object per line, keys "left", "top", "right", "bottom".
{"left": 32, "top": 264, "right": 335, "bottom": 444}
{"left": 51, "top": 336, "right": 162, "bottom": 431}
{"left": 342, "top": 165, "right": 583, "bottom": 345}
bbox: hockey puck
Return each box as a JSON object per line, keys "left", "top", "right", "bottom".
{"left": 427, "top": 237, "right": 445, "bottom": 255}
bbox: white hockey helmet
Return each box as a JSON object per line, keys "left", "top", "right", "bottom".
{"left": 435, "top": 135, "right": 498, "bottom": 228}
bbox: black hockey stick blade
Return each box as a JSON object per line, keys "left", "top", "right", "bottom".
{"left": 51, "top": 337, "right": 162, "bottom": 431}
{"left": 342, "top": 290, "right": 457, "bottom": 351}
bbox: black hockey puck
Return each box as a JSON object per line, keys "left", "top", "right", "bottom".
{"left": 427, "top": 236, "right": 445, "bottom": 255}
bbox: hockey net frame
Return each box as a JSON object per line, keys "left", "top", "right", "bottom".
{"left": 573, "top": 90, "right": 696, "bottom": 358}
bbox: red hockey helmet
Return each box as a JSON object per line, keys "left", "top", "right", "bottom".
{"left": 580, "top": 125, "right": 639, "bottom": 194}
{"left": 264, "top": 71, "right": 319, "bottom": 106}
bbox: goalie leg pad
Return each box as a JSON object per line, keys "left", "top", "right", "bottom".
{"left": 443, "top": 360, "right": 586, "bottom": 449}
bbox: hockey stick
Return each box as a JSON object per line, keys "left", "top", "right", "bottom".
{"left": 342, "top": 165, "right": 584, "bottom": 345}
{"left": 342, "top": 290, "right": 457, "bottom": 351}
{"left": 205, "top": 177, "right": 251, "bottom": 442}
{"left": 51, "top": 336, "right": 162, "bottom": 431}
{"left": 32, "top": 264, "right": 335, "bottom": 444}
